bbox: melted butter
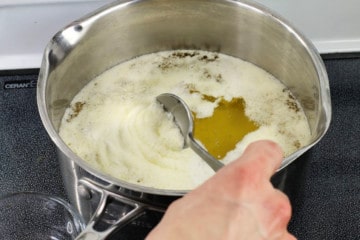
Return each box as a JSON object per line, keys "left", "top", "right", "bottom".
{"left": 193, "top": 97, "right": 259, "bottom": 159}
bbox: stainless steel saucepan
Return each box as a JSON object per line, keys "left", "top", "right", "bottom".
{"left": 37, "top": 0, "right": 331, "bottom": 238}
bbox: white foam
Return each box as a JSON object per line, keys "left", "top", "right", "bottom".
{"left": 59, "top": 50, "right": 311, "bottom": 190}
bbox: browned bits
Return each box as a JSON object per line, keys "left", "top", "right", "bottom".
{"left": 171, "top": 51, "right": 199, "bottom": 58}
{"left": 157, "top": 51, "right": 220, "bottom": 71}
{"left": 286, "top": 98, "right": 300, "bottom": 112}
{"left": 187, "top": 87, "right": 217, "bottom": 102}
{"left": 202, "top": 69, "right": 212, "bottom": 79}
{"left": 158, "top": 60, "right": 176, "bottom": 70}
{"left": 200, "top": 69, "right": 223, "bottom": 83}
{"left": 66, "top": 101, "right": 86, "bottom": 122}
{"left": 201, "top": 94, "right": 217, "bottom": 103}
{"left": 293, "top": 140, "right": 301, "bottom": 149}
{"left": 158, "top": 51, "right": 198, "bottom": 70}
{"left": 282, "top": 89, "right": 300, "bottom": 113}
{"left": 215, "top": 73, "right": 223, "bottom": 83}
{"left": 198, "top": 53, "right": 219, "bottom": 62}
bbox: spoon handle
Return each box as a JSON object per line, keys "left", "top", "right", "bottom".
{"left": 188, "top": 134, "right": 224, "bottom": 171}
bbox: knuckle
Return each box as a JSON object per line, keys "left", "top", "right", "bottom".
{"left": 260, "top": 190, "right": 293, "bottom": 238}
{"left": 233, "top": 163, "right": 260, "bottom": 189}
{"left": 272, "top": 190, "right": 292, "bottom": 223}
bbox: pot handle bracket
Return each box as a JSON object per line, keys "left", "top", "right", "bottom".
{"left": 75, "top": 178, "right": 157, "bottom": 240}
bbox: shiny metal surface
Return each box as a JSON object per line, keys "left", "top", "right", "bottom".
{"left": 156, "top": 93, "right": 224, "bottom": 171}
{"left": 37, "top": 0, "right": 331, "bottom": 237}
{"left": 75, "top": 178, "right": 162, "bottom": 240}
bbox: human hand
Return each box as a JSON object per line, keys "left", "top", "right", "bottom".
{"left": 146, "top": 140, "right": 296, "bottom": 240}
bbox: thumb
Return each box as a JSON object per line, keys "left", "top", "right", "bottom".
{"left": 216, "top": 140, "right": 284, "bottom": 186}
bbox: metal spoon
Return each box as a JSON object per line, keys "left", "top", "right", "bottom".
{"left": 156, "top": 93, "right": 224, "bottom": 171}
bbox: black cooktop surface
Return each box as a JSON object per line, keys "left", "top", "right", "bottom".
{"left": 0, "top": 56, "right": 359, "bottom": 239}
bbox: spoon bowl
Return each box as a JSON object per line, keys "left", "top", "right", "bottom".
{"left": 156, "top": 93, "right": 224, "bottom": 171}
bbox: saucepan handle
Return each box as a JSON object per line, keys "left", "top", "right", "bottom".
{"left": 75, "top": 178, "right": 149, "bottom": 240}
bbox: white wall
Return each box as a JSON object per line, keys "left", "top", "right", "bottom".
{"left": 0, "top": 1, "right": 112, "bottom": 70}
{"left": 1, "top": 0, "right": 359, "bottom": 70}
{"left": 255, "top": 0, "right": 360, "bottom": 53}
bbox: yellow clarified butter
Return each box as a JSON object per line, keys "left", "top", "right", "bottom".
{"left": 59, "top": 50, "right": 311, "bottom": 190}
{"left": 193, "top": 97, "right": 258, "bottom": 159}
